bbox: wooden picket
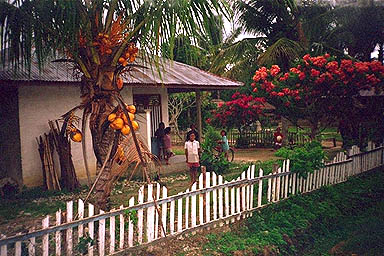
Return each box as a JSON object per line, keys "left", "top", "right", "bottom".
{"left": 0, "top": 143, "right": 383, "bottom": 256}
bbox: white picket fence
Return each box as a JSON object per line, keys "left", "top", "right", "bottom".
{"left": 0, "top": 142, "right": 383, "bottom": 256}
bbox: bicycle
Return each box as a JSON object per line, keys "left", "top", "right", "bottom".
{"left": 213, "top": 144, "right": 235, "bottom": 162}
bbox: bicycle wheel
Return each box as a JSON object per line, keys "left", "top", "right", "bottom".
{"left": 227, "top": 148, "right": 234, "bottom": 162}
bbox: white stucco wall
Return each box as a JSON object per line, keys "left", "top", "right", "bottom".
{"left": 18, "top": 85, "right": 97, "bottom": 186}
{"left": 18, "top": 85, "right": 168, "bottom": 187}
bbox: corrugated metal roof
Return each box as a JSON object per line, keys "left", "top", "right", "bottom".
{"left": 0, "top": 57, "right": 243, "bottom": 89}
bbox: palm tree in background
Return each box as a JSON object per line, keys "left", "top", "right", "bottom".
{"left": 0, "top": 0, "right": 229, "bottom": 209}
{"left": 329, "top": 5, "right": 384, "bottom": 61}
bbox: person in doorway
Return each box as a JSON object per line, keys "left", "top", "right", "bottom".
{"left": 186, "top": 124, "right": 200, "bottom": 142}
{"left": 185, "top": 133, "right": 201, "bottom": 186}
{"left": 154, "top": 122, "right": 165, "bottom": 160}
{"left": 163, "top": 127, "right": 174, "bottom": 165}
{"left": 273, "top": 127, "right": 284, "bottom": 150}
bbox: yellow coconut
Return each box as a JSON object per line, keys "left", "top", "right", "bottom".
{"left": 132, "top": 120, "right": 139, "bottom": 131}
{"left": 71, "top": 131, "right": 82, "bottom": 142}
{"left": 128, "top": 112, "right": 135, "bottom": 121}
{"left": 121, "top": 125, "right": 131, "bottom": 135}
{"left": 112, "top": 117, "right": 124, "bottom": 130}
{"left": 127, "top": 105, "right": 136, "bottom": 114}
{"left": 108, "top": 113, "right": 117, "bottom": 122}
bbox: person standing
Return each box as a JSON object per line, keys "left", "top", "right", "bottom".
{"left": 219, "top": 130, "right": 230, "bottom": 160}
{"left": 273, "top": 127, "right": 284, "bottom": 149}
{"left": 185, "top": 133, "right": 201, "bottom": 186}
{"left": 186, "top": 124, "right": 200, "bottom": 142}
{"left": 154, "top": 122, "right": 165, "bottom": 159}
{"left": 163, "top": 127, "right": 174, "bottom": 165}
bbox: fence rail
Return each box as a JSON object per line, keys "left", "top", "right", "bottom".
{"left": 1, "top": 142, "right": 383, "bottom": 256}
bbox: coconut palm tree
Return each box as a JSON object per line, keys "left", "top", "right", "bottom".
{"left": 329, "top": 5, "right": 384, "bottom": 61}
{"left": 0, "top": 0, "right": 229, "bottom": 209}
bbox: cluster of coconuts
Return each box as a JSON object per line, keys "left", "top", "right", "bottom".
{"left": 108, "top": 104, "right": 139, "bottom": 135}
{"left": 68, "top": 126, "right": 82, "bottom": 142}
{"left": 118, "top": 43, "right": 139, "bottom": 67}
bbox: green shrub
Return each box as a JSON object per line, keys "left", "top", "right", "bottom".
{"left": 275, "top": 141, "right": 325, "bottom": 178}
{"left": 200, "top": 126, "right": 231, "bottom": 174}
{"left": 201, "top": 126, "right": 221, "bottom": 151}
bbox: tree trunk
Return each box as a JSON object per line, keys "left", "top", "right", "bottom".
{"left": 173, "top": 121, "right": 183, "bottom": 141}
{"left": 309, "top": 122, "right": 318, "bottom": 141}
{"left": 93, "top": 127, "right": 116, "bottom": 210}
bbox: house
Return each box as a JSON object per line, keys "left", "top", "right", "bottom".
{"left": 0, "top": 58, "right": 242, "bottom": 187}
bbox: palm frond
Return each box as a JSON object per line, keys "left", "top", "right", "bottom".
{"left": 1, "top": 0, "right": 230, "bottom": 72}
{"left": 258, "top": 38, "right": 305, "bottom": 69}
{"left": 110, "top": 133, "right": 161, "bottom": 184}
{"left": 209, "top": 37, "right": 266, "bottom": 74}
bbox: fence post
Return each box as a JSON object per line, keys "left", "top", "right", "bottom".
{"left": 236, "top": 177, "right": 241, "bottom": 220}
{"left": 99, "top": 210, "right": 105, "bottom": 256}
{"left": 177, "top": 192, "right": 183, "bottom": 232}
{"left": 109, "top": 211, "right": 115, "bottom": 254}
{"left": 212, "top": 172, "right": 217, "bottom": 220}
{"left": 218, "top": 175, "right": 224, "bottom": 220}
{"left": 230, "top": 179, "right": 235, "bottom": 221}
{"left": 250, "top": 166, "right": 255, "bottom": 210}
{"left": 224, "top": 180, "right": 229, "bottom": 224}
{"left": 119, "top": 205, "right": 125, "bottom": 249}
{"left": 66, "top": 201, "right": 73, "bottom": 255}
{"left": 55, "top": 209, "right": 61, "bottom": 256}
{"left": 155, "top": 183, "right": 161, "bottom": 239}
{"left": 29, "top": 227, "right": 36, "bottom": 256}
{"left": 199, "top": 173, "right": 204, "bottom": 225}
{"left": 258, "top": 169, "right": 263, "bottom": 207}
{"left": 88, "top": 204, "right": 94, "bottom": 256}
{"left": 185, "top": 188, "right": 189, "bottom": 230}
{"left": 146, "top": 184, "right": 155, "bottom": 242}
{"left": 42, "top": 216, "right": 49, "bottom": 256}
{"left": 161, "top": 186, "right": 168, "bottom": 237}
{"left": 191, "top": 183, "right": 197, "bottom": 227}
{"left": 128, "top": 197, "right": 135, "bottom": 246}
{"left": 137, "top": 186, "right": 144, "bottom": 244}
{"left": 206, "top": 171, "right": 211, "bottom": 223}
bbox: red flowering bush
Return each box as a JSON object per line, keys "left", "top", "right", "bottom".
{"left": 209, "top": 92, "right": 265, "bottom": 131}
{"left": 251, "top": 54, "right": 384, "bottom": 138}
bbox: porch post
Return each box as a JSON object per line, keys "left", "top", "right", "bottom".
{"left": 145, "top": 109, "right": 152, "bottom": 152}
{"left": 196, "top": 89, "right": 202, "bottom": 142}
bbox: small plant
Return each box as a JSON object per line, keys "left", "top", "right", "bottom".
{"left": 275, "top": 141, "right": 325, "bottom": 178}
{"left": 75, "top": 230, "right": 95, "bottom": 255}
{"left": 124, "top": 209, "right": 138, "bottom": 225}
{"left": 200, "top": 126, "right": 231, "bottom": 174}
{"left": 201, "top": 126, "right": 221, "bottom": 151}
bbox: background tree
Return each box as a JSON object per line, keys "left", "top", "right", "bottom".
{"left": 251, "top": 54, "right": 384, "bottom": 144}
{"left": 0, "top": 0, "right": 229, "bottom": 209}
{"left": 209, "top": 92, "right": 265, "bottom": 135}
{"left": 168, "top": 93, "right": 196, "bottom": 140}
{"left": 330, "top": 5, "right": 384, "bottom": 61}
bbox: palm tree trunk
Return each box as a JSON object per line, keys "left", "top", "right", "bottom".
{"left": 93, "top": 127, "right": 116, "bottom": 210}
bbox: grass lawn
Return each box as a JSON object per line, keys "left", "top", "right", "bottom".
{"left": 202, "top": 167, "right": 384, "bottom": 256}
